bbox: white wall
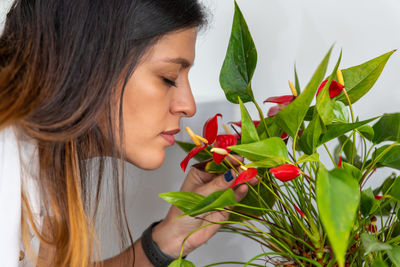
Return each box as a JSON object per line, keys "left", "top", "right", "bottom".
{"left": 1, "top": 0, "right": 399, "bottom": 266}
{"left": 192, "top": 0, "right": 400, "bottom": 118}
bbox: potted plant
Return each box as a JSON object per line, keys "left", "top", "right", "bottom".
{"left": 162, "top": 1, "right": 400, "bottom": 266}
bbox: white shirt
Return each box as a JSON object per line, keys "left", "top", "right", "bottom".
{"left": 0, "top": 125, "right": 41, "bottom": 267}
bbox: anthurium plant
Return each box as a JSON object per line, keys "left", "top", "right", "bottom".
{"left": 161, "top": 1, "right": 400, "bottom": 266}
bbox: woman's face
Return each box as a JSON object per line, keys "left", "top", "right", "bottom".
{"left": 121, "top": 28, "right": 197, "bottom": 170}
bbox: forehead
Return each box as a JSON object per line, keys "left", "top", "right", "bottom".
{"left": 143, "top": 28, "right": 197, "bottom": 67}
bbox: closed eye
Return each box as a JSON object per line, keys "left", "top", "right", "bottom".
{"left": 162, "top": 77, "right": 177, "bottom": 87}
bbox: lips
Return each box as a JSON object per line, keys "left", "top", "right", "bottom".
{"left": 160, "top": 128, "right": 180, "bottom": 145}
{"left": 162, "top": 129, "right": 181, "bottom": 135}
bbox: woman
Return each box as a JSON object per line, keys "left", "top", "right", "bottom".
{"left": 0, "top": 1, "right": 254, "bottom": 266}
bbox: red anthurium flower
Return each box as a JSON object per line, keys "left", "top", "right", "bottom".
{"left": 374, "top": 195, "right": 383, "bottom": 200}
{"left": 270, "top": 164, "right": 301, "bottom": 182}
{"left": 264, "top": 95, "right": 295, "bottom": 118}
{"left": 316, "top": 80, "right": 345, "bottom": 98}
{"left": 213, "top": 134, "right": 237, "bottom": 164}
{"left": 180, "top": 144, "right": 207, "bottom": 172}
{"left": 263, "top": 95, "right": 295, "bottom": 105}
{"left": 180, "top": 114, "right": 223, "bottom": 172}
{"left": 231, "top": 168, "right": 258, "bottom": 188}
{"left": 203, "top": 113, "right": 222, "bottom": 144}
{"left": 368, "top": 216, "right": 378, "bottom": 233}
{"left": 293, "top": 203, "right": 306, "bottom": 218}
{"left": 267, "top": 105, "right": 282, "bottom": 117}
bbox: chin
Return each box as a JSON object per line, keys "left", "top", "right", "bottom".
{"left": 126, "top": 150, "right": 166, "bottom": 170}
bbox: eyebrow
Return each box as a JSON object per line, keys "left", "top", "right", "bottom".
{"left": 162, "top": 57, "right": 193, "bottom": 68}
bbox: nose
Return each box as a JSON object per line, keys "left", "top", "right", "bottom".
{"left": 170, "top": 80, "right": 196, "bottom": 118}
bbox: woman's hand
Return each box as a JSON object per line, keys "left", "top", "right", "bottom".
{"left": 152, "top": 157, "right": 259, "bottom": 258}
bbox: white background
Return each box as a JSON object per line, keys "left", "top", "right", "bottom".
{"left": 1, "top": 0, "right": 400, "bottom": 266}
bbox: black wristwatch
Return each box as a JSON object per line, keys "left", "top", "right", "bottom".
{"left": 141, "top": 220, "right": 185, "bottom": 267}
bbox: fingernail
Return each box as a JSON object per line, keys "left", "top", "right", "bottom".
{"left": 224, "top": 171, "right": 234, "bottom": 182}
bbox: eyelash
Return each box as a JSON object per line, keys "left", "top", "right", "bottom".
{"left": 163, "top": 77, "right": 177, "bottom": 87}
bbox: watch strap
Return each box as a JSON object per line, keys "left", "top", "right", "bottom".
{"left": 141, "top": 220, "right": 180, "bottom": 267}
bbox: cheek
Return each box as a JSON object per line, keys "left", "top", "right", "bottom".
{"left": 119, "top": 76, "right": 170, "bottom": 169}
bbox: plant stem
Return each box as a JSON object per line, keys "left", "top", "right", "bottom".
{"left": 252, "top": 99, "right": 270, "bottom": 138}
{"left": 343, "top": 88, "right": 357, "bottom": 164}
{"left": 292, "top": 133, "right": 298, "bottom": 162}
{"left": 323, "top": 144, "right": 336, "bottom": 166}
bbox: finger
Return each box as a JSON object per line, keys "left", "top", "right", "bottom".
{"left": 248, "top": 177, "right": 259, "bottom": 186}
{"left": 225, "top": 154, "right": 244, "bottom": 167}
{"left": 180, "top": 166, "right": 217, "bottom": 192}
{"left": 233, "top": 184, "right": 249, "bottom": 202}
{"left": 194, "top": 170, "right": 237, "bottom": 196}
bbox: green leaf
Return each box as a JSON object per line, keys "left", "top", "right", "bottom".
{"left": 372, "top": 113, "right": 400, "bottom": 144}
{"left": 387, "top": 246, "right": 400, "bottom": 267}
{"left": 274, "top": 46, "right": 333, "bottom": 137}
{"left": 319, "top": 117, "right": 377, "bottom": 145}
{"left": 336, "top": 50, "right": 395, "bottom": 105}
{"left": 205, "top": 160, "right": 228, "bottom": 174}
{"left": 168, "top": 259, "right": 196, "bottom": 267}
{"left": 361, "top": 233, "right": 392, "bottom": 255}
{"left": 332, "top": 101, "right": 349, "bottom": 123}
{"left": 316, "top": 51, "right": 342, "bottom": 125}
{"left": 388, "top": 177, "right": 400, "bottom": 202}
{"left": 304, "top": 106, "right": 315, "bottom": 121}
{"left": 375, "top": 145, "right": 400, "bottom": 171}
{"left": 360, "top": 188, "right": 378, "bottom": 217}
{"left": 298, "top": 110, "right": 324, "bottom": 155}
{"left": 159, "top": 192, "right": 205, "bottom": 213}
{"left": 317, "top": 167, "right": 360, "bottom": 267}
{"left": 341, "top": 162, "right": 362, "bottom": 182}
{"left": 257, "top": 117, "right": 281, "bottom": 138}
{"left": 371, "top": 259, "right": 389, "bottom": 267}
{"left": 294, "top": 63, "right": 301, "bottom": 95}
{"left": 239, "top": 97, "right": 259, "bottom": 144}
{"left": 296, "top": 153, "right": 320, "bottom": 164}
{"left": 176, "top": 141, "right": 211, "bottom": 162}
{"left": 358, "top": 125, "right": 374, "bottom": 140}
{"left": 219, "top": 1, "right": 257, "bottom": 104}
{"left": 186, "top": 189, "right": 237, "bottom": 217}
{"left": 229, "top": 137, "right": 289, "bottom": 162}
{"left": 245, "top": 156, "right": 287, "bottom": 168}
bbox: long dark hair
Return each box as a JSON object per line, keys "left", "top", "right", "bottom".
{"left": 0, "top": 1, "right": 206, "bottom": 266}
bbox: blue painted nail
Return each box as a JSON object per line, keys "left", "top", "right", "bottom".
{"left": 224, "top": 171, "right": 234, "bottom": 182}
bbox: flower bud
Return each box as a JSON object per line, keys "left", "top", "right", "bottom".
{"left": 293, "top": 203, "right": 306, "bottom": 218}
{"left": 289, "top": 80, "right": 297, "bottom": 97}
{"left": 337, "top": 69, "right": 345, "bottom": 86}
{"left": 210, "top": 147, "right": 228, "bottom": 155}
{"left": 240, "top": 165, "right": 248, "bottom": 171}
{"left": 270, "top": 164, "right": 301, "bottom": 182}
{"left": 185, "top": 126, "right": 201, "bottom": 146}
{"left": 195, "top": 134, "right": 208, "bottom": 144}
